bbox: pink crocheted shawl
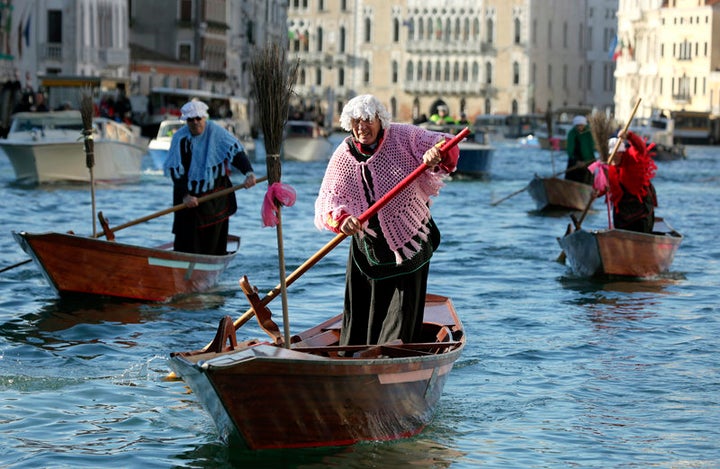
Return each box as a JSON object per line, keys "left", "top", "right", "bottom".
{"left": 314, "top": 123, "right": 450, "bottom": 263}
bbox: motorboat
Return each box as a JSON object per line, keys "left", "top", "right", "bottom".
{"left": 0, "top": 110, "right": 147, "bottom": 185}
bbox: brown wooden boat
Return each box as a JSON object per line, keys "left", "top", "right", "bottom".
{"left": 169, "top": 276, "right": 465, "bottom": 449}
{"left": 557, "top": 217, "right": 682, "bottom": 277}
{"left": 527, "top": 175, "right": 595, "bottom": 212}
{"left": 13, "top": 231, "right": 239, "bottom": 301}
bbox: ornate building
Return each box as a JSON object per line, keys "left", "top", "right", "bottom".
{"left": 288, "top": 0, "right": 618, "bottom": 126}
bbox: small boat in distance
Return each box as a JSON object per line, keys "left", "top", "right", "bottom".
{"left": 527, "top": 175, "right": 595, "bottom": 212}
{"left": 169, "top": 276, "right": 465, "bottom": 449}
{"left": 419, "top": 122, "right": 494, "bottom": 179}
{"left": 0, "top": 110, "right": 147, "bottom": 185}
{"left": 281, "top": 120, "right": 333, "bottom": 162}
{"left": 147, "top": 118, "right": 184, "bottom": 170}
{"left": 13, "top": 231, "right": 240, "bottom": 302}
{"left": 557, "top": 217, "right": 682, "bottom": 278}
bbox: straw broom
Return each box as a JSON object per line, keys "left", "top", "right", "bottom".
{"left": 588, "top": 111, "right": 616, "bottom": 162}
{"left": 249, "top": 44, "right": 299, "bottom": 348}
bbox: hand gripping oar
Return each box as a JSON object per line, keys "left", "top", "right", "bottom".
{"left": 219, "top": 128, "right": 471, "bottom": 341}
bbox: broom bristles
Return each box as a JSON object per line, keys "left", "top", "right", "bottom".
{"left": 250, "top": 45, "right": 299, "bottom": 183}
{"left": 80, "top": 89, "right": 94, "bottom": 131}
{"left": 588, "top": 112, "right": 615, "bottom": 162}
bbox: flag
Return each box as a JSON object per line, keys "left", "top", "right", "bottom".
{"left": 612, "top": 38, "right": 624, "bottom": 61}
{"left": 23, "top": 15, "right": 31, "bottom": 47}
{"left": 607, "top": 35, "right": 618, "bottom": 60}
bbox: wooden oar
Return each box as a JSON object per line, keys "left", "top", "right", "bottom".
{"left": 490, "top": 183, "right": 530, "bottom": 206}
{"left": 0, "top": 259, "right": 32, "bottom": 273}
{"left": 221, "top": 129, "right": 471, "bottom": 339}
{"left": 93, "top": 176, "right": 267, "bottom": 239}
{"left": 557, "top": 191, "right": 597, "bottom": 263}
{"left": 1, "top": 176, "right": 267, "bottom": 273}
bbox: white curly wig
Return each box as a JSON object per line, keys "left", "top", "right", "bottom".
{"left": 339, "top": 94, "right": 392, "bottom": 132}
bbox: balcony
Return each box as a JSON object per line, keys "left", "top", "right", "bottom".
{"left": 40, "top": 42, "right": 63, "bottom": 61}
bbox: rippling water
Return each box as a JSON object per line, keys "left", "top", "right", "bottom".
{"left": 1, "top": 140, "right": 719, "bottom": 468}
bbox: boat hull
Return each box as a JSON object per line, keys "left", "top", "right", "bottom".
{"left": 1, "top": 140, "right": 146, "bottom": 184}
{"left": 557, "top": 218, "right": 682, "bottom": 277}
{"left": 13, "top": 231, "right": 238, "bottom": 301}
{"left": 528, "top": 176, "right": 594, "bottom": 211}
{"left": 454, "top": 141, "right": 494, "bottom": 179}
{"left": 169, "top": 294, "right": 464, "bottom": 449}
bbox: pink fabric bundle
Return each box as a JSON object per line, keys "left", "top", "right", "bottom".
{"left": 589, "top": 161, "right": 609, "bottom": 193}
{"left": 262, "top": 182, "right": 297, "bottom": 227}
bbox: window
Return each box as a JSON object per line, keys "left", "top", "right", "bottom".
{"left": 513, "top": 62, "right": 520, "bottom": 85}
{"left": 48, "top": 10, "right": 63, "bottom": 43}
{"left": 364, "top": 17, "right": 372, "bottom": 42}
{"left": 178, "top": 43, "right": 191, "bottom": 62}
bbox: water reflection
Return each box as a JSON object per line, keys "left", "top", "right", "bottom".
{"left": 557, "top": 274, "right": 684, "bottom": 325}
{"left": 175, "top": 433, "right": 466, "bottom": 468}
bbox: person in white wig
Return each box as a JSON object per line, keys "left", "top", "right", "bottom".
{"left": 165, "top": 100, "right": 256, "bottom": 254}
{"left": 314, "top": 94, "right": 459, "bottom": 347}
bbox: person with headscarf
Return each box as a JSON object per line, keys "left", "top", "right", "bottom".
{"left": 592, "top": 130, "right": 658, "bottom": 233}
{"left": 565, "top": 114, "right": 595, "bottom": 184}
{"left": 164, "top": 100, "right": 256, "bottom": 254}
{"left": 314, "top": 94, "right": 460, "bottom": 347}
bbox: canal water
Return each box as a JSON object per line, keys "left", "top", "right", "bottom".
{"left": 0, "top": 140, "right": 718, "bottom": 468}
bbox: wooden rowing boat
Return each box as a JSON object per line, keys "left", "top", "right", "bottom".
{"left": 527, "top": 175, "right": 595, "bottom": 212}
{"left": 169, "top": 277, "right": 465, "bottom": 449}
{"left": 557, "top": 217, "right": 682, "bottom": 278}
{"left": 13, "top": 231, "right": 239, "bottom": 301}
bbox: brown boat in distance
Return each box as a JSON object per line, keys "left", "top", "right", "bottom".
{"left": 13, "top": 231, "right": 239, "bottom": 302}
{"left": 527, "top": 175, "right": 595, "bottom": 212}
{"left": 557, "top": 217, "right": 682, "bottom": 278}
{"left": 169, "top": 276, "right": 465, "bottom": 449}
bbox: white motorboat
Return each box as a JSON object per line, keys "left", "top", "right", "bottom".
{"left": 281, "top": 120, "right": 333, "bottom": 162}
{"left": 146, "top": 118, "right": 184, "bottom": 170}
{"left": 0, "top": 111, "right": 147, "bottom": 185}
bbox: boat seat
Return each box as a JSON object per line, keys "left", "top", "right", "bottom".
{"left": 353, "top": 339, "right": 404, "bottom": 358}
{"left": 292, "top": 329, "right": 340, "bottom": 349}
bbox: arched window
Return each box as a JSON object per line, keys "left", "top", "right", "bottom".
{"left": 486, "top": 61, "right": 493, "bottom": 84}
{"left": 444, "top": 60, "right": 451, "bottom": 81}
{"left": 406, "top": 61, "right": 414, "bottom": 81}
{"left": 391, "top": 60, "right": 398, "bottom": 83}
{"left": 417, "top": 60, "right": 423, "bottom": 81}
{"left": 472, "top": 61, "right": 479, "bottom": 81}
{"left": 486, "top": 19, "right": 493, "bottom": 44}
{"left": 393, "top": 18, "right": 400, "bottom": 42}
{"left": 484, "top": 98, "right": 491, "bottom": 114}
{"left": 364, "top": 17, "right": 372, "bottom": 42}
{"left": 317, "top": 27, "right": 323, "bottom": 52}
{"left": 513, "top": 61, "right": 520, "bottom": 85}
{"left": 514, "top": 18, "right": 521, "bottom": 44}
{"left": 425, "top": 61, "right": 432, "bottom": 81}
{"left": 435, "top": 60, "right": 441, "bottom": 81}
{"left": 340, "top": 27, "right": 346, "bottom": 52}
{"left": 462, "top": 61, "right": 469, "bottom": 81}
